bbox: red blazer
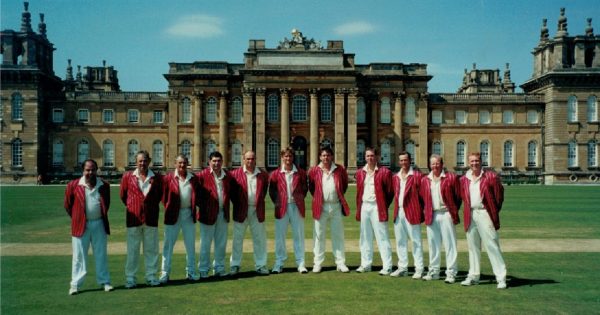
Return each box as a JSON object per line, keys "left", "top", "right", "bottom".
{"left": 230, "top": 167, "right": 269, "bottom": 223}
{"left": 268, "top": 166, "right": 308, "bottom": 219}
{"left": 64, "top": 178, "right": 111, "bottom": 237}
{"left": 459, "top": 170, "right": 504, "bottom": 232}
{"left": 420, "top": 172, "right": 461, "bottom": 226}
{"left": 119, "top": 171, "right": 163, "bottom": 227}
{"left": 308, "top": 164, "right": 350, "bottom": 220}
{"left": 162, "top": 172, "right": 200, "bottom": 225}
{"left": 393, "top": 168, "right": 424, "bottom": 224}
{"left": 355, "top": 166, "right": 393, "bottom": 222}
{"left": 196, "top": 168, "right": 231, "bottom": 225}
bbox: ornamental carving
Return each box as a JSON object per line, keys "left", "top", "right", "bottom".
{"left": 277, "top": 29, "right": 322, "bottom": 50}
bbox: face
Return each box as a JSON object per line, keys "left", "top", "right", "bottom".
{"left": 469, "top": 154, "right": 482, "bottom": 174}
{"left": 320, "top": 150, "right": 333, "bottom": 168}
{"left": 82, "top": 161, "right": 97, "bottom": 182}
{"left": 243, "top": 152, "right": 256, "bottom": 171}
{"left": 399, "top": 154, "right": 411, "bottom": 170}
{"left": 430, "top": 157, "right": 443, "bottom": 176}
{"left": 282, "top": 152, "right": 294, "bottom": 169}
{"left": 136, "top": 154, "right": 150, "bottom": 174}
{"left": 175, "top": 157, "right": 188, "bottom": 175}
{"left": 210, "top": 156, "right": 223, "bottom": 173}
{"left": 365, "top": 150, "right": 377, "bottom": 167}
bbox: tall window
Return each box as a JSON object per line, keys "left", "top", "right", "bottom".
{"left": 480, "top": 141, "right": 490, "bottom": 167}
{"left": 152, "top": 140, "right": 164, "bottom": 166}
{"left": 231, "top": 140, "right": 242, "bottom": 166}
{"left": 405, "top": 140, "right": 416, "bottom": 166}
{"left": 568, "top": 140, "right": 577, "bottom": 167}
{"left": 127, "top": 109, "right": 139, "bottom": 123}
{"left": 479, "top": 110, "right": 491, "bottom": 124}
{"left": 380, "top": 97, "right": 391, "bottom": 124}
{"left": 357, "top": 139, "right": 366, "bottom": 166}
{"left": 127, "top": 140, "right": 138, "bottom": 166}
{"left": 77, "top": 139, "right": 89, "bottom": 165}
{"left": 103, "top": 109, "right": 114, "bottom": 123}
{"left": 182, "top": 97, "right": 192, "bottom": 123}
{"left": 205, "top": 97, "right": 217, "bottom": 123}
{"left": 12, "top": 138, "right": 23, "bottom": 167}
{"left": 588, "top": 96, "right": 598, "bottom": 122}
{"left": 455, "top": 110, "right": 467, "bottom": 124}
{"left": 404, "top": 97, "right": 416, "bottom": 124}
{"left": 205, "top": 140, "right": 217, "bottom": 165}
{"left": 52, "top": 139, "right": 64, "bottom": 166}
{"left": 103, "top": 139, "right": 115, "bottom": 167}
{"left": 181, "top": 140, "right": 192, "bottom": 161}
{"left": 380, "top": 139, "right": 391, "bottom": 165}
{"left": 357, "top": 98, "right": 366, "bottom": 124}
{"left": 153, "top": 110, "right": 164, "bottom": 123}
{"left": 567, "top": 95, "right": 577, "bottom": 122}
{"left": 230, "top": 97, "right": 243, "bottom": 123}
{"left": 78, "top": 109, "right": 89, "bottom": 123}
{"left": 588, "top": 140, "right": 597, "bottom": 168}
{"left": 11, "top": 93, "right": 23, "bottom": 120}
{"left": 503, "top": 140, "right": 514, "bottom": 167}
{"left": 52, "top": 108, "right": 64, "bottom": 123}
{"left": 502, "top": 110, "right": 514, "bottom": 124}
{"left": 320, "top": 95, "right": 332, "bottom": 122}
{"left": 267, "top": 94, "right": 279, "bottom": 122}
{"left": 432, "top": 141, "right": 442, "bottom": 155}
{"left": 456, "top": 141, "right": 466, "bottom": 167}
{"left": 292, "top": 95, "right": 307, "bottom": 121}
{"left": 527, "top": 110, "right": 539, "bottom": 124}
{"left": 267, "top": 138, "right": 280, "bottom": 167}
{"left": 528, "top": 141, "right": 537, "bottom": 167}
{"left": 431, "top": 110, "right": 442, "bottom": 124}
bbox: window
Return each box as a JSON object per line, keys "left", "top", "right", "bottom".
{"left": 480, "top": 141, "right": 490, "bottom": 167}
{"left": 77, "top": 139, "right": 89, "bottom": 165}
{"left": 380, "top": 139, "right": 391, "bottom": 165}
{"left": 405, "top": 140, "right": 416, "bottom": 166}
{"left": 320, "top": 95, "right": 332, "bottom": 122}
{"left": 455, "top": 110, "right": 467, "bottom": 124}
{"left": 588, "top": 96, "right": 598, "bottom": 122}
{"left": 12, "top": 138, "right": 23, "bottom": 167}
{"left": 153, "top": 110, "right": 164, "bottom": 123}
{"left": 205, "top": 97, "right": 217, "bottom": 123}
{"left": 231, "top": 140, "right": 242, "bottom": 166}
{"left": 103, "top": 139, "right": 115, "bottom": 167}
{"left": 404, "top": 97, "right": 416, "bottom": 124}
{"left": 431, "top": 110, "right": 442, "bottom": 124}
{"left": 52, "top": 108, "right": 64, "bottom": 123}
{"left": 182, "top": 97, "right": 192, "bottom": 123}
{"left": 527, "top": 110, "right": 539, "bottom": 124}
{"left": 568, "top": 140, "right": 578, "bottom": 167}
{"left": 456, "top": 141, "right": 466, "bottom": 167}
{"left": 78, "top": 109, "right": 89, "bottom": 123}
{"left": 432, "top": 141, "right": 442, "bottom": 155}
{"left": 152, "top": 140, "right": 164, "bottom": 166}
{"left": 267, "top": 94, "right": 280, "bottom": 122}
{"left": 380, "top": 97, "right": 391, "bottom": 124}
{"left": 0, "top": 99, "right": 3, "bottom": 121}
{"left": 528, "top": 141, "right": 537, "bottom": 167}
{"left": 231, "top": 97, "right": 243, "bottom": 123}
{"left": 52, "top": 139, "right": 64, "bottom": 166}
{"left": 479, "top": 110, "right": 491, "bottom": 124}
{"left": 128, "top": 109, "right": 139, "bottom": 123}
{"left": 11, "top": 93, "right": 23, "bottom": 120}
{"left": 292, "top": 95, "right": 307, "bottom": 121}
{"left": 357, "top": 98, "right": 366, "bottom": 124}
{"left": 503, "top": 140, "right": 514, "bottom": 167}
{"left": 502, "top": 110, "right": 514, "bottom": 124}
{"left": 320, "top": 138, "right": 333, "bottom": 150}
{"left": 103, "top": 109, "right": 114, "bottom": 123}
{"left": 181, "top": 140, "right": 192, "bottom": 162}
{"left": 205, "top": 140, "right": 217, "bottom": 165}
{"left": 588, "top": 140, "right": 597, "bottom": 168}
{"left": 267, "top": 138, "right": 280, "bottom": 167}
{"left": 567, "top": 95, "right": 577, "bottom": 122}
{"left": 127, "top": 140, "right": 138, "bottom": 167}
{"left": 357, "top": 139, "right": 366, "bottom": 166}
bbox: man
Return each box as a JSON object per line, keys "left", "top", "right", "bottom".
{"left": 197, "top": 151, "right": 231, "bottom": 277}
{"left": 420, "top": 154, "right": 461, "bottom": 283}
{"left": 269, "top": 147, "right": 308, "bottom": 274}
{"left": 120, "top": 150, "right": 163, "bottom": 288}
{"left": 460, "top": 152, "right": 507, "bottom": 289}
{"left": 308, "top": 146, "right": 350, "bottom": 273}
{"left": 229, "top": 150, "right": 270, "bottom": 275}
{"left": 159, "top": 154, "right": 201, "bottom": 283}
{"left": 391, "top": 151, "right": 425, "bottom": 279}
{"left": 355, "top": 147, "right": 394, "bottom": 275}
{"left": 64, "top": 159, "right": 113, "bottom": 295}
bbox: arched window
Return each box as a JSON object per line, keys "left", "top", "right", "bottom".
{"left": 568, "top": 140, "right": 577, "bottom": 167}
{"left": 588, "top": 140, "right": 597, "bottom": 168}
{"left": 503, "top": 140, "right": 514, "bottom": 167}
{"left": 267, "top": 138, "right": 280, "bottom": 168}
{"left": 456, "top": 140, "right": 466, "bottom": 167}
{"left": 52, "top": 139, "right": 64, "bottom": 166}
{"left": 320, "top": 95, "right": 332, "bottom": 122}
{"left": 404, "top": 97, "right": 416, "bottom": 124}
{"left": 567, "top": 95, "right": 577, "bottom": 122}
{"left": 205, "top": 140, "right": 217, "bottom": 166}
{"left": 231, "top": 140, "right": 242, "bottom": 166}
{"left": 405, "top": 140, "right": 416, "bottom": 166}
{"left": 357, "top": 98, "right": 366, "bottom": 124}
{"left": 267, "top": 94, "right": 280, "bottom": 122}
{"left": 127, "top": 140, "right": 139, "bottom": 166}
{"left": 11, "top": 92, "right": 23, "bottom": 120}
{"left": 230, "top": 97, "right": 243, "bottom": 123}
{"left": 380, "top": 139, "right": 391, "bottom": 166}
{"left": 292, "top": 95, "right": 307, "bottom": 121}
{"left": 12, "top": 138, "right": 23, "bottom": 167}
{"left": 587, "top": 96, "right": 597, "bottom": 122}
{"left": 357, "top": 139, "right": 366, "bottom": 166}
{"left": 152, "top": 140, "right": 164, "bottom": 166}
{"left": 205, "top": 97, "right": 217, "bottom": 123}
{"left": 432, "top": 141, "right": 442, "bottom": 156}
{"left": 320, "top": 138, "right": 333, "bottom": 150}
{"left": 102, "top": 139, "right": 115, "bottom": 167}
{"left": 181, "top": 97, "right": 192, "bottom": 123}
{"left": 181, "top": 140, "right": 192, "bottom": 161}
{"left": 380, "top": 97, "right": 391, "bottom": 124}
{"left": 480, "top": 141, "right": 490, "bottom": 167}
{"left": 77, "top": 139, "right": 89, "bottom": 165}
{"left": 528, "top": 141, "right": 537, "bottom": 167}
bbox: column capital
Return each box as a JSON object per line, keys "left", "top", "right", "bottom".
{"left": 279, "top": 88, "right": 290, "bottom": 95}
{"left": 192, "top": 89, "right": 204, "bottom": 98}
{"left": 168, "top": 90, "right": 180, "bottom": 100}
{"left": 219, "top": 90, "right": 229, "bottom": 97}
{"left": 347, "top": 87, "right": 359, "bottom": 96}
{"left": 394, "top": 90, "right": 406, "bottom": 99}
{"left": 334, "top": 88, "right": 346, "bottom": 96}
{"left": 242, "top": 87, "right": 254, "bottom": 95}
{"left": 418, "top": 91, "right": 429, "bottom": 101}
{"left": 256, "top": 87, "right": 266, "bottom": 96}
{"left": 309, "top": 88, "right": 320, "bottom": 95}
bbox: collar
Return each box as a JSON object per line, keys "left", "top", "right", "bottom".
{"left": 466, "top": 169, "right": 484, "bottom": 182}
{"left": 362, "top": 164, "right": 379, "bottom": 173}
{"left": 427, "top": 170, "right": 446, "bottom": 180}
{"left": 243, "top": 165, "right": 260, "bottom": 176}
{"left": 318, "top": 163, "right": 337, "bottom": 174}
{"left": 280, "top": 164, "right": 298, "bottom": 174}
{"left": 78, "top": 176, "right": 103, "bottom": 190}
{"left": 210, "top": 168, "right": 225, "bottom": 179}
{"left": 397, "top": 167, "right": 414, "bottom": 178}
{"left": 133, "top": 168, "right": 155, "bottom": 179}
{"left": 175, "top": 171, "right": 192, "bottom": 182}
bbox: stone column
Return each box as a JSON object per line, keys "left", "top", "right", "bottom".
{"left": 417, "top": 92, "right": 429, "bottom": 168}
{"left": 167, "top": 91, "right": 180, "bottom": 169}
{"left": 193, "top": 90, "right": 204, "bottom": 170}
{"left": 309, "top": 89, "right": 319, "bottom": 167}
{"left": 280, "top": 88, "right": 290, "bottom": 148}
{"left": 394, "top": 92, "right": 404, "bottom": 166}
{"left": 219, "top": 91, "right": 228, "bottom": 165}
{"left": 334, "top": 89, "right": 346, "bottom": 165}
{"left": 370, "top": 96, "right": 379, "bottom": 148}
{"left": 255, "top": 88, "right": 266, "bottom": 168}
{"left": 242, "top": 87, "right": 254, "bottom": 153}
{"left": 347, "top": 89, "right": 358, "bottom": 172}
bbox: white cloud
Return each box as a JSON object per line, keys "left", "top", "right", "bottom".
{"left": 333, "top": 21, "right": 376, "bottom": 36}
{"left": 165, "top": 14, "right": 224, "bottom": 38}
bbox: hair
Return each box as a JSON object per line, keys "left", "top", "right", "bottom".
{"left": 398, "top": 151, "right": 411, "bottom": 161}
{"left": 243, "top": 150, "right": 256, "bottom": 158}
{"left": 209, "top": 151, "right": 223, "bottom": 160}
{"left": 319, "top": 146, "right": 334, "bottom": 156}
{"left": 429, "top": 154, "right": 443, "bottom": 164}
{"left": 81, "top": 159, "right": 98, "bottom": 170}
{"left": 136, "top": 150, "right": 151, "bottom": 161}
{"left": 468, "top": 152, "right": 481, "bottom": 160}
{"left": 280, "top": 146, "right": 295, "bottom": 158}
{"left": 175, "top": 154, "right": 189, "bottom": 164}
{"left": 365, "top": 147, "right": 378, "bottom": 156}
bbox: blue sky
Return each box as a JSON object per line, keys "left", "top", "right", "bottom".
{"left": 2, "top": 0, "right": 599, "bottom": 93}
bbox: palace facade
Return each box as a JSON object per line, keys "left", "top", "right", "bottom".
{"left": 1, "top": 3, "right": 599, "bottom": 184}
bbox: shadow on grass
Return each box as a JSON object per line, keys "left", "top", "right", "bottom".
{"left": 456, "top": 272, "right": 559, "bottom": 288}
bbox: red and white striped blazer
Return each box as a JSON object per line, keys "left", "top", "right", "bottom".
{"left": 420, "top": 172, "right": 461, "bottom": 226}
{"left": 268, "top": 166, "right": 308, "bottom": 219}
{"left": 120, "top": 171, "right": 163, "bottom": 227}
{"left": 162, "top": 172, "right": 200, "bottom": 225}
{"left": 307, "top": 164, "right": 350, "bottom": 220}
{"left": 355, "top": 166, "right": 393, "bottom": 222}
{"left": 64, "top": 178, "right": 111, "bottom": 237}
{"left": 459, "top": 170, "right": 504, "bottom": 231}
{"left": 393, "top": 168, "right": 425, "bottom": 225}
{"left": 196, "top": 168, "right": 231, "bottom": 225}
{"left": 230, "top": 167, "right": 269, "bottom": 223}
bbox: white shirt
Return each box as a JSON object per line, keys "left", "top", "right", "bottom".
{"left": 244, "top": 165, "right": 260, "bottom": 207}
{"left": 319, "top": 163, "right": 339, "bottom": 203}
{"left": 428, "top": 170, "right": 447, "bottom": 211}
{"left": 211, "top": 168, "right": 226, "bottom": 209}
{"left": 175, "top": 171, "right": 193, "bottom": 209}
{"left": 280, "top": 165, "right": 298, "bottom": 204}
{"left": 78, "top": 176, "right": 103, "bottom": 220}
{"left": 397, "top": 167, "right": 414, "bottom": 209}
{"left": 133, "top": 168, "right": 155, "bottom": 196}
{"left": 361, "top": 165, "right": 378, "bottom": 203}
{"left": 466, "top": 169, "right": 484, "bottom": 209}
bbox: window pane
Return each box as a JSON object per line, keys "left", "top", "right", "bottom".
{"left": 380, "top": 140, "right": 391, "bottom": 165}
{"left": 528, "top": 141, "right": 537, "bottom": 167}
{"left": 432, "top": 141, "right": 441, "bottom": 155}
{"left": 53, "top": 140, "right": 64, "bottom": 166}
{"left": 503, "top": 141, "right": 513, "bottom": 167}
{"left": 357, "top": 140, "right": 366, "bottom": 166}
{"left": 231, "top": 97, "right": 243, "bottom": 123}
{"left": 153, "top": 140, "right": 164, "bottom": 166}
{"left": 206, "top": 97, "right": 217, "bottom": 123}
{"left": 432, "top": 110, "right": 442, "bottom": 124}
{"left": 480, "top": 141, "right": 489, "bottom": 167}
{"left": 357, "top": 98, "right": 366, "bottom": 124}
{"left": 292, "top": 95, "right": 307, "bottom": 121}
{"left": 232, "top": 142, "right": 242, "bottom": 166}
{"left": 380, "top": 97, "right": 391, "bottom": 124}
{"left": 128, "top": 140, "right": 138, "bottom": 166}
{"left": 77, "top": 140, "right": 89, "bottom": 164}
{"left": 103, "top": 109, "right": 114, "bottom": 123}
{"left": 11, "top": 93, "right": 23, "bottom": 120}
{"left": 267, "top": 94, "right": 280, "bottom": 122}
{"left": 128, "top": 110, "right": 139, "bottom": 123}
{"left": 267, "top": 139, "right": 280, "bottom": 167}
{"left": 568, "top": 141, "right": 577, "bottom": 167}
{"left": 153, "top": 110, "right": 163, "bottom": 123}
{"left": 53, "top": 109, "right": 64, "bottom": 123}
{"left": 568, "top": 96, "right": 577, "bottom": 122}
{"left": 456, "top": 141, "right": 465, "bottom": 167}
{"left": 527, "top": 110, "right": 538, "bottom": 124}
{"left": 182, "top": 98, "right": 191, "bottom": 123}
{"left": 181, "top": 140, "right": 191, "bottom": 162}
{"left": 405, "top": 141, "right": 415, "bottom": 166}
{"left": 12, "top": 139, "right": 23, "bottom": 166}
{"left": 404, "top": 97, "right": 416, "bottom": 124}
{"left": 588, "top": 96, "right": 597, "bottom": 122}
{"left": 455, "top": 110, "right": 466, "bottom": 124}
{"left": 103, "top": 140, "right": 114, "bottom": 167}
{"left": 502, "top": 110, "right": 513, "bottom": 124}
{"left": 320, "top": 95, "right": 332, "bottom": 122}
{"left": 588, "top": 141, "right": 597, "bottom": 167}
{"left": 78, "top": 109, "right": 89, "bottom": 123}
{"left": 479, "top": 110, "right": 490, "bottom": 124}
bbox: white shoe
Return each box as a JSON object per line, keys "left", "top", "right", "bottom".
{"left": 412, "top": 271, "right": 423, "bottom": 280}
{"left": 390, "top": 269, "right": 408, "bottom": 277}
{"left": 336, "top": 265, "right": 350, "bottom": 273}
{"left": 461, "top": 276, "right": 480, "bottom": 286}
{"left": 298, "top": 264, "right": 308, "bottom": 274}
{"left": 444, "top": 275, "right": 456, "bottom": 284}
{"left": 256, "top": 266, "right": 270, "bottom": 275}
{"left": 356, "top": 265, "right": 372, "bottom": 273}
{"left": 159, "top": 272, "right": 169, "bottom": 284}
{"left": 68, "top": 286, "right": 78, "bottom": 296}
{"left": 422, "top": 271, "right": 440, "bottom": 281}
{"left": 379, "top": 268, "right": 392, "bottom": 276}
{"left": 103, "top": 284, "right": 114, "bottom": 292}
{"left": 312, "top": 265, "right": 322, "bottom": 273}
{"left": 497, "top": 281, "right": 507, "bottom": 289}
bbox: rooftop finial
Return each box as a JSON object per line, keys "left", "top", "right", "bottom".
{"left": 556, "top": 7, "right": 568, "bottom": 37}
{"left": 585, "top": 18, "right": 594, "bottom": 36}
{"left": 503, "top": 63, "right": 512, "bottom": 83}
{"left": 38, "top": 13, "right": 47, "bottom": 38}
{"left": 540, "top": 18, "right": 549, "bottom": 42}
{"left": 472, "top": 63, "right": 477, "bottom": 70}
{"left": 21, "top": 1, "right": 33, "bottom": 33}
{"left": 66, "top": 59, "right": 74, "bottom": 80}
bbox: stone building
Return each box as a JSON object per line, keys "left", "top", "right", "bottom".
{"left": 1, "top": 3, "right": 598, "bottom": 184}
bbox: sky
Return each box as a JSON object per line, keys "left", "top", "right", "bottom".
{"left": 2, "top": 0, "right": 599, "bottom": 93}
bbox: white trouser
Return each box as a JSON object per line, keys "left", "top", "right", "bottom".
{"left": 465, "top": 209, "right": 507, "bottom": 282}
{"left": 313, "top": 202, "right": 346, "bottom": 266}
{"left": 274, "top": 203, "right": 305, "bottom": 267}
{"left": 359, "top": 201, "right": 393, "bottom": 270}
{"left": 230, "top": 207, "right": 267, "bottom": 269}
{"left": 393, "top": 208, "right": 424, "bottom": 273}
{"left": 426, "top": 210, "right": 458, "bottom": 276}
{"left": 198, "top": 210, "right": 228, "bottom": 273}
{"left": 161, "top": 208, "right": 196, "bottom": 275}
{"left": 71, "top": 219, "right": 110, "bottom": 287}
{"left": 125, "top": 224, "right": 159, "bottom": 282}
